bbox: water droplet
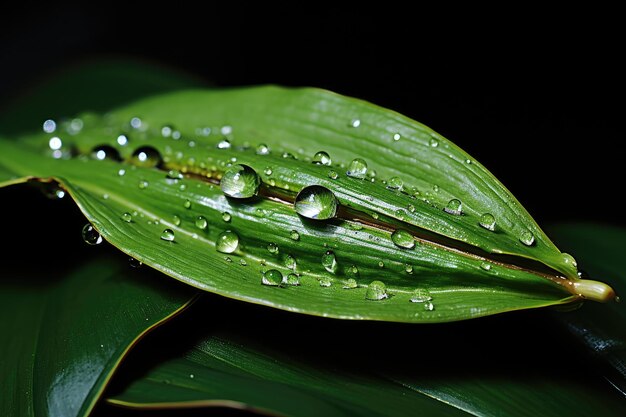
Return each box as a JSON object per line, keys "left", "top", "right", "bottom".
{"left": 562, "top": 253, "right": 577, "bottom": 268}
{"left": 410, "top": 289, "right": 432, "bottom": 303}
{"left": 121, "top": 212, "right": 132, "bottom": 223}
{"left": 130, "top": 117, "right": 142, "bottom": 129}
{"left": 444, "top": 199, "right": 463, "bottom": 215}
{"left": 346, "top": 158, "right": 368, "bottom": 179}
{"left": 172, "top": 215, "right": 181, "bottom": 226}
{"left": 138, "top": 180, "right": 149, "bottom": 189}
{"left": 116, "top": 134, "right": 129, "bottom": 146}
{"left": 161, "top": 125, "right": 174, "bottom": 137}
{"left": 183, "top": 199, "right": 192, "bottom": 209}
{"left": 387, "top": 176, "right": 403, "bottom": 190}
{"left": 179, "top": 184, "right": 187, "bottom": 191}
{"left": 319, "top": 278, "right": 332, "bottom": 287}
{"left": 407, "top": 204, "right": 416, "bottom": 213}
{"left": 195, "top": 216, "right": 208, "bottom": 230}
{"left": 343, "top": 278, "right": 358, "bottom": 289}
{"left": 479, "top": 213, "right": 496, "bottom": 231}
{"left": 423, "top": 301, "right": 435, "bottom": 311}
{"left": 264, "top": 167, "right": 273, "bottom": 176}
{"left": 365, "top": 281, "right": 388, "bottom": 300}
{"left": 321, "top": 250, "right": 337, "bottom": 273}
{"left": 294, "top": 185, "right": 338, "bottom": 220}
{"left": 391, "top": 229, "right": 415, "bottom": 249}
{"left": 222, "top": 212, "right": 232, "bottom": 222}
{"left": 239, "top": 259, "right": 247, "bottom": 266}
{"left": 312, "top": 151, "right": 332, "bottom": 166}
{"left": 92, "top": 145, "right": 122, "bottom": 161}
{"left": 282, "top": 152, "right": 296, "bottom": 159}
{"left": 217, "top": 139, "right": 231, "bottom": 149}
{"left": 289, "top": 230, "right": 300, "bottom": 240}
{"left": 349, "top": 119, "right": 361, "bottom": 128}
{"left": 284, "top": 254, "right": 296, "bottom": 270}
{"left": 166, "top": 169, "right": 183, "bottom": 180}
{"left": 220, "top": 164, "right": 261, "bottom": 198}
{"left": 262, "top": 269, "right": 283, "bottom": 286}
{"left": 328, "top": 170, "right": 339, "bottom": 179}
{"left": 405, "top": 264, "right": 414, "bottom": 274}
{"left": 82, "top": 224, "right": 103, "bottom": 245}
{"left": 519, "top": 229, "right": 535, "bottom": 246}
{"left": 378, "top": 260, "right": 385, "bottom": 268}
{"left": 129, "top": 257, "right": 143, "bottom": 268}
{"left": 285, "top": 273, "right": 300, "bottom": 286}
{"left": 267, "top": 243, "right": 279, "bottom": 254}
{"left": 189, "top": 374, "right": 194, "bottom": 379}
{"left": 480, "top": 262, "right": 492, "bottom": 271}
{"left": 117, "top": 169, "right": 126, "bottom": 176}
{"left": 224, "top": 256, "right": 232, "bottom": 263}
{"left": 216, "top": 230, "right": 239, "bottom": 253}
{"left": 256, "top": 143, "right": 270, "bottom": 155}
{"left": 160, "top": 229, "right": 175, "bottom": 242}
{"left": 393, "top": 133, "right": 401, "bottom": 141}
{"left": 347, "top": 264, "right": 359, "bottom": 278}
{"left": 43, "top": 119, "right": 56, "bottom": 133}
{"left": 465, "top": 159, "right": 472, "bottom": 164}
{"left": 429, "top": 137, "right": 439, "bottom": 147}
{"left": 48, "top": 137, "right": 62, "bottom": 150}
{"left": 131, "top": 146, "right": 162, "bottom": 168}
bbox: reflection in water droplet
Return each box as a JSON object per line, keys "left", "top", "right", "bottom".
{"left": 328, "top": 170, "right": 339, "bottom": 179}
{"left": 262, "top": 269, "right": 283, "bottom": 286}
{"left": 285, "top": 273, "right": 300, "bottom": 286}
{"left": 267, "top": 243, "right": 279, "bottom": 254}
{"left": 290, "top": 230, "right": 300, "bottom": 241}
{"left": 131, "top": 146, "right": 162, "bottom": 168}
{"left": 195, "top": 216, "right": 208, "bottom": 230}
{"left": 284, "top": 254, "right": 296, "bottom": 270}
{"left": 121, "top": 212, "right": 132, "bottom": 223}
{"left": 48, "top": 137, "right": 62, "bottom": 151}
{"left": 222, "top": 212, "right": 232, "bottom": 222}
{"left": 82, "top": 224, "right": 103, "bottom": 245}
{"left": 365, "top": 281, "right": 388, "bottom": 300}
{"left": 129, "top": 258, "right": 142, "bottom": 268}
{"left": 220, "top": 164, "right": 261, "bottom": 198}
{"left": 391, "top": 229, "right": 415, "bottom": 249}
{"left": 479, "top": 213, "right": 496, "bottom": 231}
{"left": 410, "top": 289, "right": 432, "bottom": 303}
{"left": 444, "top": 199, "right": 463, "bottom": 215}
{"left": 312, "top": 151, "right": 332, "bottom": 166}
{"left": 256, "top": 143, "right": 270, "bottom": 155}
{"left": 160, "top": 229, "right": 175, "bottom": 242}
{"left": 343, "top": 278, "right": 358, "bottom": 289}
{"left": 321, "top": 250, "right": 337, "bottom": 273}
{"left": 346, "top": 158, "right": 368, "bottom": 179}
{"left": 519, "top": 229, "right": 535, "bottom": 246}
{"left": 294, "top": 185, "right": 338, "bottom": 220}
{"left": 216, "top": 230, "right": 239, "bottom": 253}
{"left": 43, "top": 119, "right": 56, "bottom": 133}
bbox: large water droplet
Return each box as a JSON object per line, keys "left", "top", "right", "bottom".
{"left": 365, "top": 281, "right": 388, "bottom": 301}
{"left": 444, "top": 199, "right": 462, "bottom": 215}
{"left": 256, "top": 143, "right": 270, "bottom": 155}
{"left": 289, "top": 230, "right": 300, "bottom": 241}
{"left": 519, "top": 229, "right": 535, "bottom": 246}
{"left": 121, "top": 212, "right": 132, "bottom": 223}
{"left": 267, "top": 243, "right": 279, "bottom": 254}
{"left": 410, "top": 289, "right": 432, "bottom": 303}
{"left": 562, "top": 253, "right": 577, "bottom": 268}
{"left": 131, "top": 146, "right": 162, "bottom": 168}
{"left": 285, "top": 273, "right": 300, "bottom": 286}
{"left": 82, "top": 224, "right": 103, "bottom": 245}
{"left": 195, "top": 216, "right": 208, "bottom": 230}
{"left": 346, "top": 158, "right": 368, "bottom": 179}
{"left": 479, "top": 213, "right": 496, "bottom": 231}
{"left": 43, "top": 119, "right": 56, "bottom": 133}
{"left": 391, "top": 229, "right": 415, "bottom": 249}
{"left": 322, "top": 250, "right": 338, "bottom": 273}
{"left": 294, "top": 185, "right": 338, "bottom": 220}
{"left": 262, "top": 269, "right": 283, "bottom": 286}
{"left": 216, "top": 230, "right": 239, "bottom": 253}
{"left": 312, "top": 151, "right": 332, "bottom": 166}
{"left": 220, "top": 164, "right": 261, "bottom": 198}
{"left": 387, "top": 176, "right": 403, "bottom": 190}
{"left": 160, "top": 229, "right": 175, "bottom": 242}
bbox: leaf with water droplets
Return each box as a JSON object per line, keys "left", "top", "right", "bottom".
{"left": 0, "top": 86, "right": 615, "bottom": 322}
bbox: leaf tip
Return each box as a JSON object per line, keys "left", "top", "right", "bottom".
{"left": 573, "top": 279, "right": 617, "bottom": 303}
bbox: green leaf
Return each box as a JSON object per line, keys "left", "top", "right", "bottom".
{"left": 0, "top": 250, "right": 194, "bottom": 417}
{"left": 0, "top": 87, "right": 614, "bottom": 322}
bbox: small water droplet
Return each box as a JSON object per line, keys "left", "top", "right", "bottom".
{"left": 173, "top": 215, "right": 181, "bottom": 226}
{"left": 378, "top": 261, "right": 385, "bottom": 268}
{"left": 480, "top": 262, "right": 492, "bottom": 271}
{"left": 312, "top": 151, "right": 332, "bottom": 166}
{"left": 82, "top": 224, "right": 103, "bottom": 245}
{"left": 322, "top": 250, "right": 338, "bottom": 273}
{"left": 222, "top": 212, "right": 232, "bottom": 222}
{"left": 161, "top": 125, "right": 174, "bottom": 137}
{"left": 195, "top": 216, "right": 208, "bottom": 230}
{"left": 43, "top": 119, "right": 56, "bottom": 133}
{"left": 519, "top": 229, "right": 535, "bottom": 246}
{"left": 166, "top": 169, "right": 183, "bottom": 180}
{"left": 432, "top": 185, "right": 440, "bottom": 193}
{"left": 239, "top": 259, "right": 247, "bottom": 266}
{"left": 282, "top": 151, "right": 296, "bottom": 159}
{"left": 224, "top": 256, "right": 232, "bottom": 262}
{"left": 220, "top": 164, "right": 261, "bottom": 198}
{"left": 343, "top": 278, "right": 358, "bottom": 289}
{"left": 405, "top": 264, "right": 414, "bottom": 274}
{"left": 183, "top": 199, "right": 192, "bottom": 209}
{"left": 285, "top": 273, "right": 300, "bottom": 286}
{"left": 267, "top": 243, "right": 279, "bottom": 254}
{"left": 346, "top": 158, "right": 368, "bottom": 179}
{"left": 319, "top": 277, "right": 332, "bottom": 287}
{"left": 393, "top": 133, "right": 401, "bottom": 141}
{"left": 179, "top": 184, "right": 187, "bottom": 191}
{"left": 129, "top": 257, "right": 143, "bottom": 268}
{"left": 365, "top": 281, "right": 388, "bottom": 300}
{"left": 294, "top": 185, "right": 338, "bottom": 220}
{"left": 407, "top": 204, "right": 416, "bottom": 213}
{"left": 116, "top": 134, "right": 129, "bottom": 146}
{"left": 262, "top": 269, "right": 283, "bottom": 286}
{"left": 131, "top": 146, "right": 162, "bottom": 168}
{"left": 121, "top": 212, "right": 132, "bottom": 223}
{"left": 349, "top": 118, "right": 361, "bottom": 128}
{"left": 189, "top": 374, "right": 194, "bottom": 379}
{"left": 256, "top": 143, "right": 270, "bottom": 155}
{"left": 410, "top": 289, "right": 432, "bottom": 303}
{"left": 264, "top": 167, "right": 273, "bottom": 176}
{"left": 423, "top": 301, "right": 435, "bottom": 311}
{"left": 391, "top": 229, "right": 415, "bottom": 249}
{"left": 284, "top": 254, "right": 296, "bottom": 270}
{"left": 429, "top": 137, "right": 439, "bottom": 147}
{"left": 48, "top": 137, "right": 62, "bottom": 151}
{"left": 117, "top": 169, "right": 126, "bottom": 176}
{"left": 138, "top": 180, "right": 149, "bottom": 189}
{"left": 328, "top": 170, "right": 339, "bottom": 179}
{"left": 444, "top": 199, "right": 463, "bottom": 215}
{"left": 479, "top": 213, "right": 496, "bottom": 231}
{"left": 289, "top": 230, "right": 300, "bottom": 241}
{"left": 130, "top": 117, "right": 142, "bottom": 129}
{"left": 347, "top": 264, "right": 359, "bottom": 278}
{"left": 217, "top": 139, "right": 231, "bottom": 149}
{"left": 387, "top": 176, "right": 403, "bottom": 190}
{"left": 562, "top": 253, "right": 577, "bottom": 268}
{"left": 160, "top": 229, "right": 175, "bottom": 242}
{"left": 216, "top": 230, "right": 239, "bottom": 253}
{"left": 465, "top": 159, "right": 472, "bottom": 164}
{"left": 92, "top": 145, "right": 122, "bottom": 161}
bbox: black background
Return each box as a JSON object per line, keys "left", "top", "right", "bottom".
{"left": 1, "top": 4, "right": 623, "bottom": 227}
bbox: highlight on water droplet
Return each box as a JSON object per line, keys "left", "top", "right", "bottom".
{"left": 387, "top": 176, "right": 403, "bottom": 190}
{"left": 262, "top": 269, "right": 283, "bottom": 286}
{"left": 391, "top": 229, "right": 415, "bottom": 249}
{"left": 285, "top": 273, "right": 300, "bottom": 286}
{"left": 264, "top": 167, "right": 273, "bottom": 176}
{"left": 256, "top": 143, "right": 270, "bottom": 155}
{"left": 410, "top": 289, "right": 432, "bottom": 303}
{"left": 289, "top": 230, "right": 300, "bottom": 241}
{"left": 479, "top": 213, "right": 496, "bottom": 231}
{"left": 429, "top": 137, "right": 439, "bottom": 147}
{"left": 116, "top": 134, "right": 129, "bottom": 146}
{"left": 349, "top": 118, "right": 361, "bottom": 128}
{"left": 312, "top": 151, "right": 332, "bottom": 166}
{"left": 138, "top": 180, "right": 149, "bottom": 189}
{"left": 321, "top": 250, "right": 338, "bottom": 273}
{"left": 346, "top": 158, "right": 368, "bottom": 179}
{"left": 118, "top": 169, "right": 126, "bottom": 176}
{"left": 423, "top": 301, "right": 435, "bottom": 311}
{"left": 365, "top": 281, "right": 388, "bottom": 301}
{"left": 222, "top": 212, "right": 232, "bottom": 222}
{"left": 82, "top": 224, "right": 103, "bottom": 245}
{"left": 267, "top": 243, "right": 279, "bottom": 254}
{"left": 393, "top": 133, "right": 401, "bottom": 141}
{"left": 166, "top": 169, "right": 183, "bottom": 180}
{"left": 131, "top": 146, "right": 162, "bottom": 168}
{"left": 343, "top": 278, "right": 358, "bottom": 289}
{"left": 121, "top": 212, "right": 132, "bottom": 223}
{"left": 480, "top": 262, "right": 492, "bottom": 271}
{"left": 294, "top": 185, "right": 338, "bottom": 220}
{"left": 92, "top": 145, "right": 122, "bottom": 161}
{"left": 444, "top": 199, "right": 462, "bottom": 215}
{"left": 217, "top": 139, "right": 231, "bottom": 149}
{"left": 216, "top": 230, "right": 239, "bottom": 253}
{"left": 562, "top": 253, "right": 577, "bottom": 268}
{"left": 319, "top": 277, "right": 332, "bottom": 287}
{"left": 195, "top": 216, "right": 208, "bottom": 230}
{"left": 43, "top": 119, "right": 56, "bottom": 133}
{"left": 220, "top": 164, "right": 261, "bottom": 198}
{"left": 519, "top": 229, "right": 535, "bottom": 246}
{"left": 48, "top": 136, "right": 62, "bottom": 151}
{"left": 160, "top": 229, "right": 175, "bottom": 242}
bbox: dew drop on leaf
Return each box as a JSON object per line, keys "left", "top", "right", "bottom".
{"left": 391, "top": 229, "right": 415, "bottom": 249}
{"left": 444, "top": 199, "right": 463, "bottom": 215}
{"left": 82, "top": 224, "right": 103, "bottom": 245}
{"left": 519, "top": 229, "right": 535, "bottom": 246}
{"left": 479, "top": 213, "right": 496, "bottom": 231}
{"left": 429, "top": 137, "right": 439, "bottom": 147}
{"left": 43, "top": 119, "right": 56, "bottom": 133}
{"left": 319, "top": 278, "right": 332, "bottom": 287}
{"left": 131, "top": 146, "right": 162, "bottom": 168}
{"left": 387, "top": 176, "right": 403, "bottom": 190}
{"left": 365, "top": 281, "right": 388, "bottom": 301}
{"left": 289, "top": 230, "right": 300, "bottom": 241}
{"left": 312, "top": 151, "right": 332, "bottom": 166}
{"left": 160, "top": 229, "right": 175, "bottom": 242}
{"left": 216, "top": 230, "right": 239, "bottom": 253}
{"left": 343, "top": 278, "right": 358, "bottom": 289}
{"left": 285, "top": 273, "right": 300, "bottom": 286}
{"left": 410, "top": 289, "right": 432, "bottom": 303}
{"left": 195, "top": 216, "right": 208, "bottom": 230}
{"left": 220, "top": 164, "right": 261, "bottom": 198}
{"left": 121, "top": 212, "right": 132, "bottom": 223}
{"left": 267, "top": 243, "right": 279, "bottom": 254}
{"left": 346, "top": 158, "right": 368, "bottom": 179}
{"left": 222, "top": 212, "right": 232, "bottom": 222}
{"left": 256, "top": 143, "right": 270, "bottom": 155}
{"left": 294, "top": 185, "right": 338, "bottom": 220}
{"left": 262, "top": 269, "right": 283, "bottom": 286}
{"left": 321, "top": 250, "right": 338, "bottom": 273}
{"left": 217, "top": 139, "right": 231, "bottom": 149}
{"left": 91, "top": 145, "right": 121, "bottom": 161}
